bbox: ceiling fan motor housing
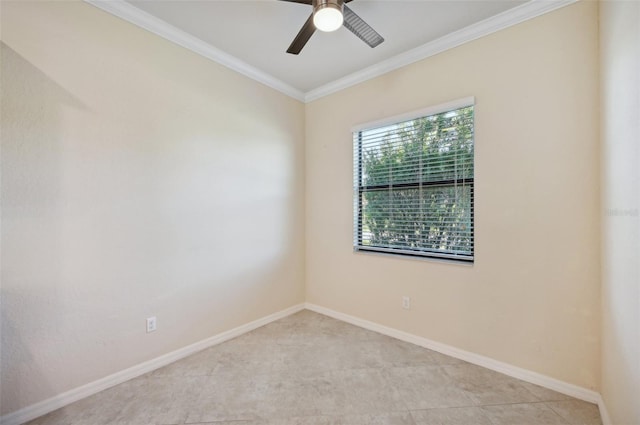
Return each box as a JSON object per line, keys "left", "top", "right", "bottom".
{"left": 313, "top": 0, "right": 344, "bottom": 13}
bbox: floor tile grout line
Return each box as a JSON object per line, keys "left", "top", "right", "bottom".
{"left": 471, "top": 399, "right": 582, "bottom": 408}
{"left": 545, "top": 400, "right": 595, "bottom": 425}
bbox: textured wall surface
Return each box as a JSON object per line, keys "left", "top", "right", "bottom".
{"left": 305, "top": 1, "right": 600, "bottom": 390}
{"left": 600, "top": 1, "right": 640, "bottom": 423}
{"left": 1, "top": 1, "right": 305, "bottom": 415}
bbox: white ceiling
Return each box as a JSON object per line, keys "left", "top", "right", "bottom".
{"left": 90, "top": 0, "right": 573, "bottom": 101}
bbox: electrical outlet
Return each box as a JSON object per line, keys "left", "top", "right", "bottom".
{"left": 402, "top": 296, "right": 411, "bottom": 310}
{"left": 146, "top": 316, "right": 157, "bottom": 333}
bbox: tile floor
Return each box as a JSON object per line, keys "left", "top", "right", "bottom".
{"left": 26, "top": 310, "right": 602, "bottom": 425}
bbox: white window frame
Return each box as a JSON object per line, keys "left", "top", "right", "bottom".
{"left": 353, "top": 97, "right": 475, "bottom": 262}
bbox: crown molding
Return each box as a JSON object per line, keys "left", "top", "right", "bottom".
{"left": 304, "top": 0, "right": 578, "bottom": 102}
{"left": 85, "top": 0, "right": 576, "bottom": 104}
{"left": 84, "top": 0, "right": 306, "bottom": 102}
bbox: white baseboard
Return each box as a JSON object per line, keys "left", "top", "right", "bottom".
{"left": 3, "top": 303, "right": 611, "bottom": 425}
{"left": 305, "top": 303, "right": 601, "bottom": 405}
{"left": 0, "top": 303, "right": 305, "bottom": 425}
{"left": 597, "top": 394, "right": 612, "bottom": 425}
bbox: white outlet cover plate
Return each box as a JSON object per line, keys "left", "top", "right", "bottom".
{"left": 146, "top": 317, "right": 157, "bottom": 333}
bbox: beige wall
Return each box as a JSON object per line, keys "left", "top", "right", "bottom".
{"left": 600, "top": 1, "right": 640, "bottom": 423}
{"left": 305, "top": 1, "right": 600, "bottom": 390}
{"left": 0, "top": 1, "right": 305, "bottom": 415}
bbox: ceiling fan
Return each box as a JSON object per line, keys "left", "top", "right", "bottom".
{"left": 279, "top": 0, "right": 384, "bottom": 55}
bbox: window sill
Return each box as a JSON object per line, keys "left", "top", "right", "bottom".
{"left": 353, "top": 247, "right": 474, "bottom": 266}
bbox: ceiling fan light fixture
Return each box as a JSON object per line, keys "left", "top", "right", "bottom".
{"left": 313, "top": 0, "right": 343, "bottom": 32}
{"left": 283, "top": 0, "right": 383, "bottom": 55}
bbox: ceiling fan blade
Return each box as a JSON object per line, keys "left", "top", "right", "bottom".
{"left": 287, "top": 13, "right": 316, "bottom": 55}
{"left": 277, "top": 0, "right": 312, "bottom": 4}
{"left": 343, "top": 5, "right": 384, "bottom": 48}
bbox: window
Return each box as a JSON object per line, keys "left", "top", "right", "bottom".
{"left": 353, "top": 98, "right": 475, "bottom": 262}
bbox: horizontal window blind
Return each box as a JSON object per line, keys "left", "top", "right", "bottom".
{"left": 353, "top": 103, "right": 474, "bottom": 261}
